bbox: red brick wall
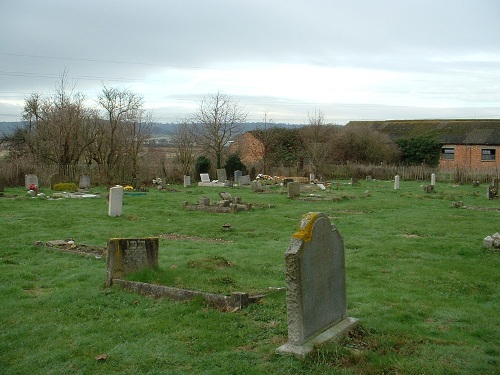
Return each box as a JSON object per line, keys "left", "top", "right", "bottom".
{"left": 440, "top": 144, "right": 500, "bottom": 171}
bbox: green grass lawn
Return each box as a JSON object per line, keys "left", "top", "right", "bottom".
{"left": 0, "top": 180, "right": 498, "bottom": 374}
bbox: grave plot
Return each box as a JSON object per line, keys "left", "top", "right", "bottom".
{"left": 36, "top": 239, "right": 107, "bottom": 258}
{"left": 182, "top": 192, "right": 253, "bottom": 213}
{"left": 105, "top": 237, "right": 264, "bottom": 311}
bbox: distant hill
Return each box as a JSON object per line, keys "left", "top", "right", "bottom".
{"left": 0, "top": 122, "right": 20, "bottom": 135}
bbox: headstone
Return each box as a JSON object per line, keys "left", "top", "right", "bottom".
{"left": 394, "top": 175, "right": 400, "bottom": 190}
{"left": 183, "top": 175, "right": 191, "bottom": 188}
{"left": 288, "top": 182, "right": 301, "bottom": 198}
{"left": 219, "top": 192, "right": 232, "bottom": 201}
{"left": 239, "top": 175, "right": 251, "bottom": 186}
{"left": 79, "top": 174, "right": 91, "bottom": 189}
{"left": 424, "top": 185, "right": 434, "bottom": 193}
{"left": 487, "top": 185, "right": 498, "bottom": 199}
{"left": 25, "top": 174, "right": 38, "bottom": 190}
{"left": 200, "top": 173, "right": 211, "bottom": 183}
{"left": 132, "top": 177, "right": 141, "bottom": 190}
{"left": 234, "top": 170, "right": 242, "bottom": 184}
{"left": 276, "top": 212, "right": 358, "bottom": 357}
{"left": 216, "top": 168, "right": 227, "bottom": 183}
{"left": 366, "top": 175, "right": 372, "bottom": 181}
{"left": 108, "top": 186, "right": 124, "bottom": 217}
{"left": 309, "top": 173, "right": 315, "bottom": 183}
{"left": 199, "top": 196, "right": 210, "bottom": 205}
{"left": 431, "top": 173, "right": 436, "bottom": 186}
{"left": 283, "top": 178, "right": 294, "bottom": 187}
{"left": 105, "top": 237, "right": 159, "bottom": 287}
{"left": 50, "top": 173, "right": 63, "bottom": 189}
{"left": 251, "top": 181, "right": 264, "bottom": 192}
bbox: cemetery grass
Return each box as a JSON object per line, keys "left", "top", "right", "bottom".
{"left": 0, "top": 181, "right": 498, "bottom": 374}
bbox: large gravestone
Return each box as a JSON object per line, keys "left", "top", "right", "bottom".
{"left": 216, "top": 168, "right": 227, "bottom": 182}
{"left": 108, "top": 186, "right": 124, "bottom": 217}
{"left": 25, "top": 174, "right": 39, "bottom": 190}
{"left": 105, "top": 237, "right": 159, "bottom": 287}
{"left": 79, "top": 174, "right": 91, "bottom": 189}
{"left": 288, "top": 182, "right": 301, "bottom": 198}
{"left": 277, "top": 212, "right": 358, "bottom": 357}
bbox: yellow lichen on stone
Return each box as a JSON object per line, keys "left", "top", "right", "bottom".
{"left": 292, "top": 212, "right": 319, "bottom": 242}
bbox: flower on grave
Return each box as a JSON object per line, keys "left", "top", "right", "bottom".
{"left": 152, "top": 178, "right": 162, "bottom": 185}
{"left": 29, "top": 184, "right": 38, "bottom": 191}
{"left": 124, "top": 185, "right": 134, "bottom": 191}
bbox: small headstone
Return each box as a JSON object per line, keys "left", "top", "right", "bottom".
{"left": 431, "top": 173, "right": 436, "bottom": 186}
{"left": 276, "top": 212, "right": 358, "bottom": 357}
{"left": 183, "top": 175, "right": 191, "bottom": 188}
{"left": 366, "top": 175, "right": 372, "bottom": 181}
{"left": 424, "top": 185, "right": 434, "bottom": 193}
{"left": 309, "top": 173, "right": 315, "bottom": 183}
{"left": 132, "top": 178, "right": 141, "bottom": 190}
{"left": 50, "top": 173, "right": 63, "bottom": 189}
{"left": 234, "top": 170, "right": 242, "bottom": 184}
{"left": 217, "top": 168, "right": 227, "bottom": 183}
{"left": 200, "top": 173, "right": 211, "bottom": 183}
{"left": 79, "top": 174, "right": 91, "bottom": 189}
{"left": 317, "top": 183, "right": 326, "bottom": 191}
{"left": 25, "top": 174, "right": 39, "bottom": 190}
{"left": 394, "top": 175, "right": 400, "bottom": 190}
{"left": 288, "top": 182, "right": 300, "bottom": 198}
{"left": 199, "top": 196, "right": 210, "bottom": 206}
{"left": 239, "top": 175, "right": 251, "bottom": 185}
{"left": 108, "top": 186, "right": 124, "bottom": 217}
{"left": 105, "top": 237, "right": 159, "bottom": 287}
{"left": 251, "top": 181, "right": 264, "bottom": 192}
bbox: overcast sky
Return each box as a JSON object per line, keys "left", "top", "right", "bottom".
{"left": 1, "top": 0, "right": 499, "bottom": 125}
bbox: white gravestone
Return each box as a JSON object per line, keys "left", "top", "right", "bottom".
{"left": 277, "top": 212, "right": 358, "bottom": 357}
{"left": 183, "top": 175, "right": 191, "bottom": 187}
{"left": 394, "top": 175, "right": 400, "bottom": 190}
{"left": 431, "top": 173, "right": 436, "bottom": 186}
{"left": 108, "top": 186, "right": 124, "bottom": 217}
{"left": 25, "top": 174, "right": 39, "bottom": 190}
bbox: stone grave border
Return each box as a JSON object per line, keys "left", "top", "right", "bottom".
{"left": 105, "top": 237, "right": 263, "bottom": 311}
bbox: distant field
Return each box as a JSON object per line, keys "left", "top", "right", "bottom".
{"left": 0, "top": 181, "right": 498, "bottom": 374}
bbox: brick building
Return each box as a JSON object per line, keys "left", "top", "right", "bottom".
{"left": 346, "top": 120, "right": 500, "bottom": 172}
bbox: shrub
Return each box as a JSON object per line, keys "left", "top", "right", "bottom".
{"left": 53, "top": 182, "right": 77, "bottom": 192}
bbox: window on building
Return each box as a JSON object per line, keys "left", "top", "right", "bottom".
{"left": 441, "top": 147, "right": 455, "bottom": 160}
{"left": 482, "top": 149, "right": 496, "bottom": 161}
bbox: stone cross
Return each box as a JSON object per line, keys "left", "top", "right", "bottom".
{"left": 108, "top": 186, "right": 124, "bottom": 217}
{"left": 276, "top": 212, "right": 358, "bottom": 357}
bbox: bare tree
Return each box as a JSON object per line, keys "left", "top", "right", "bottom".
{"left": 97, "top": 85, "right": 144, "bottom": 182}
{"left": 300, "top": 109, "right": 338, "bottom": 177}
{"left": 192, "top": 92, "right": 247, "bottom": 169}
{"left": 172, "top": 117, "right": 197, "bottom": 177}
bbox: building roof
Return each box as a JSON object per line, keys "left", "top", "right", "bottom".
{"left": 345, "top": 119, "right": 500, "bottom": 145}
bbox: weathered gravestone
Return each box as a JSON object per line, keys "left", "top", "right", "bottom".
{"left": 239, "top": 175, "right": 251, "bottom": 186}
{"left": 234, "top": 170, "right": 242, "bottom": 184}
{"left": 50, "top": 173, "right": 64, "bottom": 189}
{"left": 79, "top": 174, "right": 91, "bottom": 189}
{"left": 108, "top": 186, "right": 124, "bottom": 217}
{"left": 276, "top": 212, "right": 358, "bottom": 357}
{"left": 25, "top": 174, "right": 39, "bottom": 190}
{"left": 251, "top": 180, "right": 264, "bottom": 192}
{"left": 431, "top": 173, "right": 436, "bottom": 186}
{"left": 217, "top": 168, "right": 227, "bottom": 183}
{"left": 183, "top": 175, "right": 191, "bottom": 187}
{"left": 288, "top": 182, "right": 301, "bottom": 198}
{"left": 105, "top": 237, "right": 159, "bottom": 287}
